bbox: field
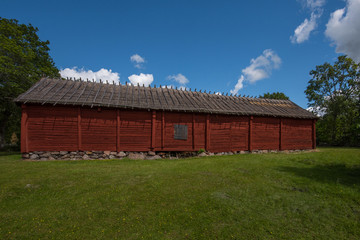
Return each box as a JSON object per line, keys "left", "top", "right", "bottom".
{"left": 0, "top": 148, "right": 359, "bottom": 239}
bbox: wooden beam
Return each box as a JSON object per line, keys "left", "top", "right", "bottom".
{"left": 21, "top": 104, "right": 28, "bottom": 153}
{"left": 205, "top": 114, "right": 210, "bottom": 151}
{"left": 279, "top": 118, "right": 283, "bottom": 151}
{"left": 312, "top": 119, "right": 316, "bottom": 149}
{"left": 192, "top": 113, "right": 195, "bottom": 151}
{"left": 77, "top": 107, "right": 82, "bottom": 151}
{"left": 248, "top": 116, "right": 253, "bottom": 152}
{"left": 161, "top": 111, "right": 165, "bottom": 150}
{"left": 151, "top": 110, "right": 156, "bottom": 150}
{"left": 117, "top": 109, "right": 121, "bottom": 152}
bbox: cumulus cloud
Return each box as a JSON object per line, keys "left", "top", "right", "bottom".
{"left": 230, "top": 49, "right": 281, "bottom": 94}
{"left": 290, "top": 11, "right": 321, "bottom": 44}
{"left": 167, "top": 73, "right": 189, "bottom": 85}
{"left": 60, "top": 67, "right": 120, "bottom": 83}
{"left": 130, "top": 54, "right": 145, "bottom": 68}
{"left": 128, "top": 73, "right": 154, "bottom": 86}
{"left": 325, "top": 0, "right": 360, "bottom": 62}
{"left": 291, "top": 0, "right": 325, "bottom": 44}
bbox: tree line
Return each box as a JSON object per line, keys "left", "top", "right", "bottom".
{"left": 0, "top": 17, "right": 359, "bottom": 149}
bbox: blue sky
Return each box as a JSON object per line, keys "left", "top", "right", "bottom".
{"left": 1, "top": 0, "right": 359, "bottom": 108}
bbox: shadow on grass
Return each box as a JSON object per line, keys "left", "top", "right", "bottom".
{"left": 278, "top": 164, "right": 360, "bottom": 187}
{"left": 0, "top": 152, "right": 20, "bottom": 157}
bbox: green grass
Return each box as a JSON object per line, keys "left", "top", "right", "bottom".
{"left": 0, "top": 148, "right": 359, "bottom": 239}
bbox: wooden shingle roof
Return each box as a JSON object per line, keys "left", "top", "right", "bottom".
{"left": 14, "top": 78, "right": 317, "bottom": 119}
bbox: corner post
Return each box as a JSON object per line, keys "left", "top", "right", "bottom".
{"left": 21, "top": 104, "right": 28, "bottom": 153}
{"left": 312, "top": 119, "right": 316, "bottom": 149}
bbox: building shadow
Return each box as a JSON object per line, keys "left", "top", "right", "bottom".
{"left": 0, "top": 151, "right": 20, "bottom": 157}
{"left": 278, "top": 164, "right": 360, "bottom": 187}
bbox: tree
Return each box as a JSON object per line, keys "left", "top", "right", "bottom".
{"left": 0, "top": 18, "right": 59, "bottom": 148}
{"left": 259, "top": 92, "right": 290, "bottom": 100}
{"left": 305, "top": 55, "right": 360, "bottom": 146}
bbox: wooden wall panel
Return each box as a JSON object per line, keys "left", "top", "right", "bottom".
{"left": 229, "top": 116, "right": 249, "bottom": 151}
{"left": 155, "top": 112, "right": 163, "bottom": 150}
{"left": 282, "top": 119, "right": 313, "bottom": 150}
{"left": 252, "top": 117, "right": 280, "bottom": 150}
{"left": 22, "top": 105, "right": 315, "bottom": 153}
{"left": 163, "top": 112, "right": 193, "bottom": 151}
{"left": 209, "top": 115, "right": 249, "bottom": 152}
{"left": 194, "top": 114, "right": 206, "bottom": 151}
{"left": 26, "top": 105, "right": 78, "bottom": 151}
{"left": 81, "top": 108, "right": 116, "bottom": 151}
{"left": 119, "top": 110, "right": 152, "bottom": 151}
{"left": 209, "top": 115, "right": 231, "bottom": 152}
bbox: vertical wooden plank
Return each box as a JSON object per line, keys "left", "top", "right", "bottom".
{"left": 312, "top": 119, "right": 316, "bottom": 149}
{"left": 117, "top": 109, "right": 120, "bottom": 152}
{"left": 279, "top": 118, "right": 282, "bottom": 151}
{"left": 248, "top": 116, "right": 253, "bottom": 152}
{"left": 192, "top": 113, "right": 195, "bottom": 151}
{"left": 77, "top": 107, "right": 82, "bottom": 151}
{"left": 161, "top": 111, "right": 165, "bottom": 150}
{"left": 151, "top": 110, "right": 156, "bottom": 150}
{"left": 205, "top": 114, "right": 210, "bottom": 151}
{"left": 21, "top": 104, "right": 28, "bottom": 153}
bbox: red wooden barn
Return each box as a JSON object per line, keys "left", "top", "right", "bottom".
{"left": 15, "top": 78, "right": 317, "bottom": 154}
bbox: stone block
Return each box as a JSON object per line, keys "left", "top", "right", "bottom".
{"left": 128, "top": 153, "right": 145, "bottom": 160}
{"left": 30, "top": 154, "right": 39, "bottom": 160}
{"left": 148, "top": 151, "right": 156, "bottom": 156}
{"left": 117, "top": 151, "right": 126, "bottom": 157}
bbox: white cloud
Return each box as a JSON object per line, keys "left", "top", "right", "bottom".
{"left": 60, "top": 67, "right": 120, "bottom": 83}
{"left": 290, "top": 11, "right": 321, "bottom": 44}
{"left": 128, "top": 73, "right": 153, "bottom": 86}
{"left": 307, "top": 106, "right": 326, "bottom": 117}
{"left": 167, "top": 73, "right": 189, "bottom": 85}
{"left": 305, "top": 0, "right": 325, "bottom": 10}
{"left": 130, "top": 54, "right": 145, "bottom": 63}
{"left": 325, "top": 0, "right": 360, "bottom": 62}
{"left": 291, "top": 0, "right": 325, "bottom": 44}
{"left": 230, "top": 76, "right": 244, "bottom": 95}
{"left": 230, "top": 49, "right": 281, "bottom": 94}
{"left": 242, "top": 49, "right": 281, "bottom": 83}
{"left": 130, "top": 54, "right": 145, "bottom": 69}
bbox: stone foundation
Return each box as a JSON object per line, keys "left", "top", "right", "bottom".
{"left": 22, "top": 149, "right": 316, "bottom": 161}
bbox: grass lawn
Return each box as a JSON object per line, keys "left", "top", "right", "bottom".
{"left": 0, "top": 148, "right": 359, "bottom": 239}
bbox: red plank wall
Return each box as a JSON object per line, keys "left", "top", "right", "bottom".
{"left": 252, "top": 117, "right": 280, "bottom": 150}
{"left": 21, "top": 104, "right": 315, "bottom": 153}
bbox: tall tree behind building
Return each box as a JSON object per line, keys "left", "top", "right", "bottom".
{"left": 0, "top": 18, "right": 59, "bottom": 148}
{"left": 305, "top": 55, "right": 360, "bottom": 146}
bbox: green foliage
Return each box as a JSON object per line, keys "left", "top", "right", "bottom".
{"left": 197, "top": 148, "right": 205, "bottom": 154}
{"left": 0, "top": 148, "right": 360, "bottom": 239}
{"left": 259, "top": 92, "right": 290, "bottom": 100}
{"left": 305, "top": 55, "right": 360, "bottom": 146}
{"left": 0, "top": 17, "right": 59, "bottom": 148}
